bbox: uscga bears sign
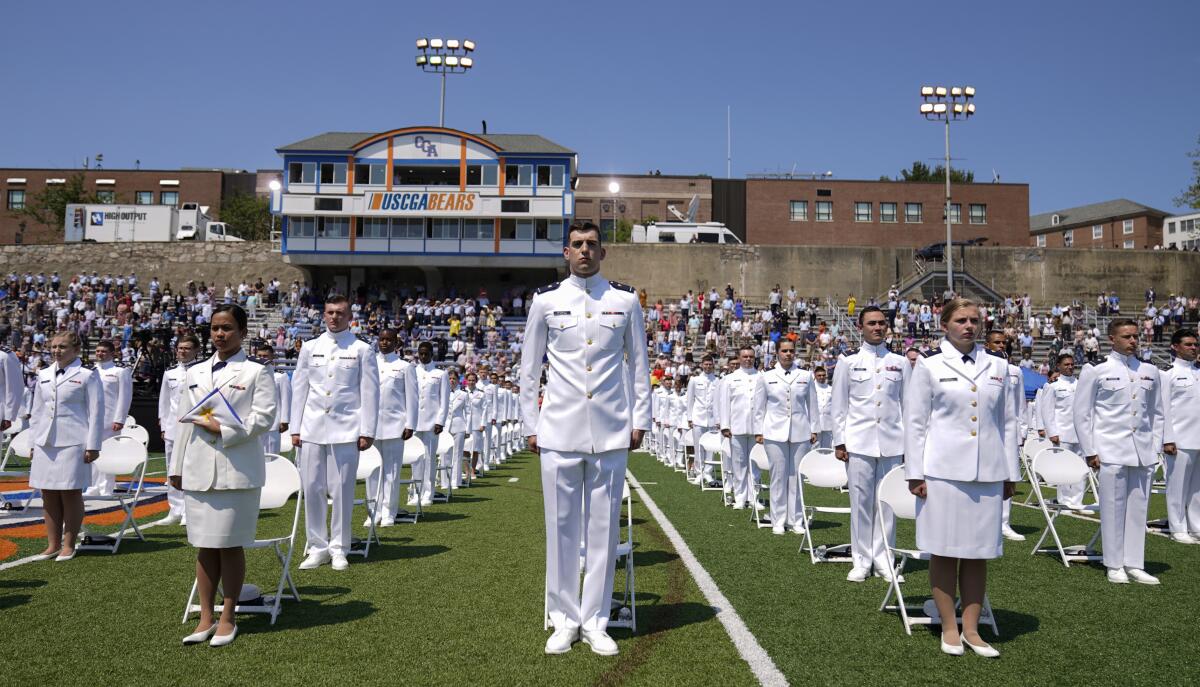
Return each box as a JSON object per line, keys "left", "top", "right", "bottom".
{"left": 366, "top": 192, "right": 476, "bottom": 213}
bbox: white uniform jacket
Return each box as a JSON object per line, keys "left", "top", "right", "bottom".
{"left": 831, "top": 343, "right": 907, "bottom": 456}
{"left": 447, "top": 388, "right": 469, "bottom": 434}
{"left": 157, "top": 363, "right": 188, "bottom": 441}
{"left": 377, "top": 353, "right": 418, "bottom": 440}
{"left": 273, "top": 370, "right": 292, "bottom": 431}
{"left": 0, "top": 349, "right": 23, "bottom": 424}
{"left": 1031, "top": 386, "right": 1047, "bottom": 432}
{"left": 1074, "top": 351, "right": 1168, "bottom": 467}
{"left": 686, "top": 373, "right": 718, "bottom": 427}
{"left": 669, "top": 391, "right": 687, "bottom": 429}
{"left": 718, "top": 368, "right": 759, "bottom": 435}
{"left": 1005, "top": 360, "right": 1026, "bottom": 448}
{"left": 290, "top": 330, "right": 380, "bottom": 444}
{"left": 1161, "top": 359, "right": 1200, "bottom": 450}
{"left": 466, "top": 387, "right": 486, "bottom": 431}
{"left": 414, "top": 362, "right": 449, "bottom": 431}
{"left": 653, "top": 386, "right": 670, "bottom": 425}
{"left": 30, "top": 359, "right": 104, "bottom": 450}
{"left": 814, "top": 382, "right": 833, "bottom": 433}
{"left": 96, "top": 361, "right": 132, "bottom": 426}
{"left": 480, "top": 380, "right": 497, "bottom": 424}
{"left": 169, "top": 352, "right": 277, "bottom": 491}
{"left": 903, "top": 342, "right": 1020, "bottom": 483}
{"left": 752, "top": 364, "right": 819, "bottom": 442}
{"left": 519, "top": 274, "right": 652, "bottom": 453}
{"left": 1039, "top": 375, "right": 1079, "bottom": 443}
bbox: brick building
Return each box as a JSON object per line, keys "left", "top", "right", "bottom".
{"left": 1, "top": 168, "right": 256, "bottom": 244}
{"left": 1030, "top": 199, "right": 1168, "bottom": 250}
{"left": 572, "top": 173, "right": 714, "bottom": 235}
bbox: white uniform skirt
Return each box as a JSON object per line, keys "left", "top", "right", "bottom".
{"left": 30, "top": 444, "right": 90, "bottom": 490}
{"left": 915, "top": 477, "right": 1004, "bottom": 560}
{"left": 184, "top": 489, "right": 260, "bottom": 549}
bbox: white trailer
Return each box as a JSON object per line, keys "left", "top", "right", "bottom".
{"left": 64, "top": 201, "right": 242, "bottom": 242}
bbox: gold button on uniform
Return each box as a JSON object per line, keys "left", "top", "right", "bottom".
{"left": 587, "top": 392, "right": 593, "bottom": 399}
{"left": 586, "top": 365, "right": 592, "bottom": 372}
{"left": 970, "top": 430, "right": 977, "bottom": 436}
{"left": 587, "top": 339, "right": 593, "bottom": 345}
{"left": 971, "top": 385, "right": 977, "bottom": 392}
{"left": 971, "top": 401, "right": 977, "bottom": 407}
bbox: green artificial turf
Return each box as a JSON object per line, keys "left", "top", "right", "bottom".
{"left": 1, "top": 453, "right": 755, "bottom": 687}
{"left": 626, "top": 451, "right": 1200, "bottom": 686}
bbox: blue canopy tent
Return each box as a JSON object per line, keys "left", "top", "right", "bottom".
{"left": 1021, "top": 368, "right": 1048, "bottom": 401}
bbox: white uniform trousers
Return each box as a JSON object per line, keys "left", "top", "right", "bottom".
{"left": 1002, "top": 495, "right": 1012, "bottom": 529}
{"left": 300, "top": 441, "right": 360, "bottom": 556}
{"left": 655, "top": 425, "right": 667, "bottom": 462}
{"left": 541, "top": 448, "right": 627, "bottom": 633}
{"left": 692, "top": 426, "right": 716, "bottom": 481}
{"left": 1055, "top": 441, "right": 1086, "bottom": 508}
{"left": 728, "top": 435, "right": 755, "bottom": 507}
{"left": 260, "top": 430, "right": 281, "bottom": 456}
{"left": 448, "top": 431, "right": 466, "bottom": 488}
{"left": 847, "top": 453, "right": 901, "bottom": 571}
{"left": 764, "top": 439, "right": 810, "bottom": 529}
{"left": 163, "top": 438, "right": 185, "bottom": 521}
{"left": 816, "top": 430, "right": 833, "bottom": 449}
{"left": 1163, "top": 448, "right": 1200, "bottom": 535}
{"left": 370, "top": 437, "right": 403, "bottom": 522}
{"left": 1098, "top": 463, "right": 1152, "bottom": 570}
{"left": 410, "top": 430, "right": 437, "bottom": 502}
{"left": 481, "top": 424, "right": 494, "bottom": 467}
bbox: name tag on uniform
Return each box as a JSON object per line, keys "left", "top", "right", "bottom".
{"left": 189, "top": 384, "right": 198, "bottom": 389}
{"left": 70, "top": 379, "right": 82, "bottom": 385}
{"left": 602, "top": 311, "right": 623, "bottom": 316}
{"left": 989, "top": 376, "right": 1003, "bottom": 383}
{"left": 338, "top": 355, "right": 355, "bottom": 361}
{"left": 230, "top": 384, "right": 247, "bottom": 391}
{"left": 852, "top": 367, "right": 867, "bottom": 371}
{"left": 1140, "top": 375, "right": 1155, "bottom": 382}
{"left": 938, "top": 377, "right": 957, "bottom": 383}
{"left": 39, "top": 379, "right": 49, "bottom": 384}
{"left": 552, "top": 311, "right": 571, "bottom": 316}
{"left": 312, "top": 354, "right": 325, "bottom": 358}
{"left": 886, "top": 365, "right": 902, "bottom": 372}
{"left": 768, "top": 381, "right": 778, "bottom": 385}
{"left": 1103, "top": 377, "right": 1120, "bottom": 381}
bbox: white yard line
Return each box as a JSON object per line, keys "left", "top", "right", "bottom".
{"left": 626, "top": 470, "right": 788, "bottom": 687}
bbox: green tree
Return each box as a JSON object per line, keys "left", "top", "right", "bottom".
{"left": 1175, "top": 135, "right": 1200, "bottom": 209}
{"left": 217, "top": 193, "right": 273, "bottom": 240}
{"left": 613, "top": 218, "right": 634, "bottom": 243}
{"left": 12, "top": 172, "right": 101, "bottom": 234}
{"left": 897, "top": 161, "right": 975, "bottom": 183}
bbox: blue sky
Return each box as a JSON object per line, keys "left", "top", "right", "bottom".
{"left": 2, "top": 0, "right": 1197, "bottom": 214}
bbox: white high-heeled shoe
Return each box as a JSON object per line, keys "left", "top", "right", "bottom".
{"left": 940, "top": 638, "right": 964, "bottom": 656}
{"left": 209, "top": 625, "right": 238, "bottom": 647}
{"left": 182, "top": 624, "right": 218, "bottom": 646}
{"left": 961, "top": 633, "right": 1000, "bottom": 658}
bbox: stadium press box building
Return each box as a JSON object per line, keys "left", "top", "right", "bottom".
{"left": 275, "top": 126, "right": 575, "bottom": 293}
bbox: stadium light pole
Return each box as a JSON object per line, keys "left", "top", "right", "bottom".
{"left": 920, "top": 85, "right": 975, "bottom": 297}
{"left": 415, "top": 38, "right": 476, "bottom": 127}
{"left": 608, "top": 181, "right": 621, "bottom": 242}
{"left": 268, "top": 179, "right": 282, "bottom": 242}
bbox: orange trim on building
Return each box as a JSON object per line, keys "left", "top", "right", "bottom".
{"left": 494, "top": 218, "right": 501, "bottom": 253}
{"left": 353, "top": 126, "right": 501, "bottom": 153}
{"left": 459, "top": 138, "right": 467, "bottom": 192}
{"left": 349, "top": 215, "right": 356, "bottom": 252}
{"left": 386, "top": 138, "right": 394, "bottom": 190}
{"left": 498, "top": 157, "right": 505, "bottom": 197}
{"left": 346, "top": 154, "right": 355, "bottom": 194}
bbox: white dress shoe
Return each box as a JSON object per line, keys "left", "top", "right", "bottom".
{"left": 846, "top": 567, "right": 871, "bottom": 582}
{"left": 731, "top": 503, "right": 745, "bottom": 510}
{"left": 406, "top": 496, "right": 419, "bottom": 506}
{"left": 771, "top": 525, "right": 786, "bottom": 535}
{"left": 544, "top": 628, "right": 578, "bottom": 655}
{"left": 331, "top": 553, "right": 350, "bottom": 571}
{"left": 1106, "top": 567, "right": 1129, "bottom": 584}
{"left": 1126, "top": 568, "right": 1160, "bottom": 585}
{"left": 1001, "top": 526, "right": 1026, "bottom": 541}
{"left": 154, "top": 515, "right": 182, "bottom": 527}
{"left": 31, "top": 550, "right": 61, "bottom": 562}
{"left": 299, "top": 550, "right": 331, "bottom": 570}
{"left": 54, "top": 550, "right": 77, "bottom": 562}
{"left": 420, "top": 498, "right": 433, "bottom": 507}
{"left": 182, "top": 624, "right": 217, "bottom": 645}
{"left": 580, "top": 629, "right": 619, "bottom": 656}
{"left": 1170, "top": 533, "right": 1197, "bottom": 544}
{"left": 875, "top": 569, "right": 905, "bottom": 584}
{"left": 961, "top": 633, "right": 999, "bottom": 658}
{"left": 379, "top": 518, "right": 395, "bottom": 527}
{"left": 362, "top": 517, "right": 376, "bottom": 528}
{"left": 940, "top": 638, "right": 964, "bottom": 656}
{"left": 209, "top": 625, "right": 238, "bottom": 647}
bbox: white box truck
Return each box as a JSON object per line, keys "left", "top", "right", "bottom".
{"left": 64, "top": 201, "right": 242, "bottom": 242}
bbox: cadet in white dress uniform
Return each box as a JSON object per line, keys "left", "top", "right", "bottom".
{"left": 754, "top": 340, "right": 819, "bottom": 534}
{"left": 85, "top": 341, "right": 132, "bottom": 497}
{"left": 371, "top": 329, "right": 417, "bottom": 525}
{"left": 478, "top": 367, "right": 498, "bottom": 468}
{"left": 464, "top": 372, "right": 486, "bottom": 479}
{"left": 29, "top": 331, "right": 104, "bottom": 562}
{"left": 445, "top": 369, "right": 468, "bottom": 489}
{"left": 653, "top": 380, "right": 672, "bottom": 463}
{"left": 291, "top": 295, "right": 380, "bottom": 571}
{"left": 904, "top": 300, "right": 1019, "bottom": 657}
{"left": 832, "top": 306, "right": 907, "bottom": 580}
{"left": 686, "top": 355, "right": 719, "bottom": 483}
{"left": 813, "top": 366, "right": 833, "bottom": 449}
{"left": 1032, "top": 379, "right": 1050, "bottom": 439}
{"left": 0, "top": 346, "right": 23, "bottom": 433}
{"left": 669, "top": 378, "right": 688, "bottom": 469}
{"left": 156, "top": 334, "right": 200, "bottom": 526}
{"left": 521, "top": 223, "right": 650, "bottom": 657}
{"left": 170, "top": 304, "right": 277, "bottom": 647}
{"left": 412, "top": 341, "right": 448, "bottom": 505}
{"left": 1075, "top": 319, "right": 1170, "bottom": 584}
{"left": 1040, "top": 353, "right": 1085, "bottom": 509}
{"left": 984, "top": 331, "right": 1030, "bottom": 543}
{"left": 719, "top": 347, "right": 760, "bottom": 509}
{"left": 1160, "top": 328, "right": 1200, "bottom": 543}
{"left": 253, "top": 342, "right": 291, "bottom": 456}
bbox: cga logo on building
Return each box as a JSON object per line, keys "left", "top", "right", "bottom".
{"left": 90, "top": 212, "right": 105, "bottom": 226}
{"left": 413, "top": 135, "right": 438, "bottom": 158}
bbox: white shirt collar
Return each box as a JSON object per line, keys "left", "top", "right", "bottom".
{"left": 323, "top": 328, "right": 355, "bottom": 344}
{"left": 1109, "top": 350, "right": 1136, "bottom": 366}
{"left": 861, "top": 341, "right": 888, "bottom": 356}
{"left": 565, "top": 273, "right": 606, "bottom": 291}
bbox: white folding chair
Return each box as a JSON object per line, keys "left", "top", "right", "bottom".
{"left": 544, "top": 481, "right": 637, "bottom": 633}
{"left": 78, "top": 435, "right": 149, "bottom": 554}
{"left": 670, "top": 428, "right": 687, "bottom": 473}
{"left": 1, "top": 428, "right": 37, "bottom": 511}
{"left": 121, "top": 424, "right": 150, "bottom": 447}
{"left": 749, "top": 443, "right": 773, "bottom": 529}
{"left": 1029, "top": 447, "right": 1102, "bottom": 567}
{"left": 183, "top": 454, "right": 303, "bottom": 625}
{"left": 433, "top": 432, "right": 455, "bottom": 502}
{"left": 347, "top": 445, "right": 383, "bottom": 558}
{"left": 876, "top": 466, "right": 999, "bottom": 636}
{"left": 680, "top": 430, "right": 698, "bottom": 482}
{"left": 796, "top": 448, "right": 853, "bottom": 564}
{"left": 1020, "top": 437, "right": 1053, "bottom": 505}
{"left": 698, "top": 431, "right": 727, "bottom": 497}
{"left": 124, "top": 415, "right": 137, "bottom": 427}
{"left": 397, "top": 437, "right": 427, "bottom": 522}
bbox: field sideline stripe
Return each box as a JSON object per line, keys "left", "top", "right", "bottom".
{"left": 626, "top": 469, "right": 787, "bottom": 687}
{"left": 0, "top": 519, "right": 171, "bottom": 572}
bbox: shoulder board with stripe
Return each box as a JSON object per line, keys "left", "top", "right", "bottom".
{"left": 186, "top": 359, "right": 206, "bottom": 369}
{"left": 921, "top": 349, "right": 938, "bottom": 358}
{"left": 534, "top": 281, "right": 563, "bottom": 296}
{"left": 608, "top": 281, "right": 635, "bottom": 293}
{"left": 248, "top": 355, "right": 271, "bottom": 365}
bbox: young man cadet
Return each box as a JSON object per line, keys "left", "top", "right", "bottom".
{"left": 84, "top": 340, "right": 132, "bottom": 497}
{"left": 985, "top": 330, "right": 1028, "bottom": 542}
{"left": 521, "top": 221, "right": 650, "bottom": 656}
{"left": 813, "top": 366, "right": 834, "bottom": 449}
{"left": 831, "top": 306, "right": 908, "bottom": 581}
{"left": 1160, "top": 328, "right": 1200, "bottom": 544}
{"left": 1074, "top": 319, "right": 1171, "bottom": 585}
{"left": 370, "top": 329, "right": 416, "bottom": 526}
{"left": 686, "top": 354, "right": 719, "bottom": 485}
{"left": 156, "top": 334, "right": 199, "bottom": 526}
{"left": 719, "top": 346, "right": 761, "bottom": 510}
{"left": 292, "top": 295, "right": 379, "bottom": 571}
{"left": 1041, "top": 353, "right": 1085, "bottom": 510}
{"left": 254, "top": 342, "right": 291, "bottom": 456}
{"left": 412, "top": 341, "right": 448, "bottom": 506}
{"left": 477, "top": 363, "right": 498, "bottom": 470}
